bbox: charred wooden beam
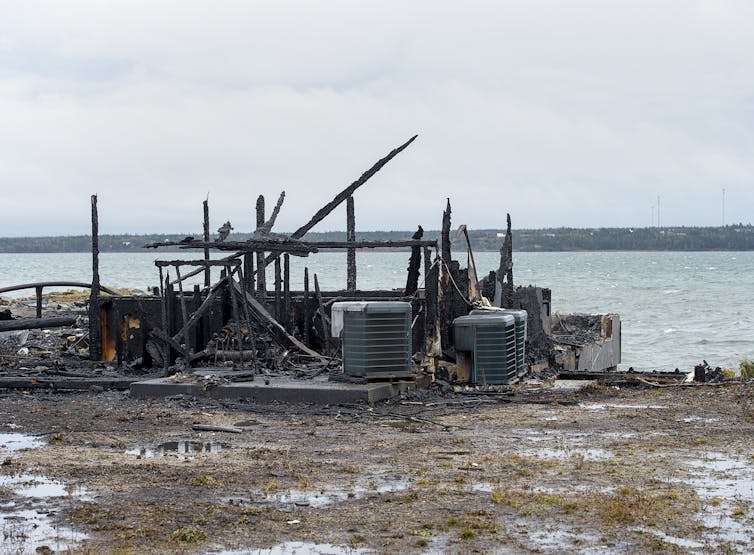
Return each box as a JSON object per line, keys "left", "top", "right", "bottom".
{"left": 264, "top": 135, "right": 418, "bottom": 265}
{"left": 231, "top": 279, "right": 324, "bottom": 360}
{"left": 170, "top": 278, "right": 226, "bottom": 345}
{"left": 346, "top": 195, "right": 356, "bottom": 291}
{"left": 156, "top": 259, "right": 244, "bottom": 268}
{"left": 404, "top": 226, "right": 424, "bottom": 295}
{"left": 147, "top": 240, "right": 315, "bottom": 254}
{"left": 304, "top": 239, "right": 436, "bottom": 249}
{"left": 0, "top": 316, "right": 77, "bottom": 332}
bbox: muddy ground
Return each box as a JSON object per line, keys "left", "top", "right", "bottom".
{"left": 1, "top": 294, "right": 754, "bottom": 553}
{"left": 1, "top": 380, "right": 753, "bottom": 554}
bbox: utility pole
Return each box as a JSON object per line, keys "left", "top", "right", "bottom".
{"left": 722, "top": 187, "right": 726, "bottom": 226}
{"left": 657, "top": 195, "right": 661, "bottom": 228}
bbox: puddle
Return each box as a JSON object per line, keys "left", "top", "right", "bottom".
{"left": 680, "top": 416, "right": 720, "bottom": 424}
{"left": 580, "top": 403, "right": 668, "bottom": 410}
{"left": 233, "top": 419, "right": 260, "bottom": 427}
{"left": 0, "top": 473, "right": 90, "bottom": 500}
{"left": 126, "top": 440, "right": 230, "bottom": 458}
{"left": 684, "top": 453, "right": 754, "bottom": 502}
{"left": 521, "top": 447, "right": 612, "bottom": 461}
{"left": 254, "top": 477, "right": 410, "bottom": 509}
{"left": 679, "top": 453, "right": 754, "bottom": 549}
{"left": 634, "top": 526, "right": 705, "bottom": 549}
{"left": 0, "top": 433, "right": 45, "bottom": 453}
{"left": 502, "top": 520, "right": 607, "bottom": 554}
{"left": 0, "top": 433, "right": 90, "bottom": 553}
{"left": 208, "top": 542, "right": 369, "bottom": 554}
{"left": 0, "top": 503, "right": 88, "bottom": 555}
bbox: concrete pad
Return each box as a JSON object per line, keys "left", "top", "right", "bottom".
{"left": 130, "top": 375, "right": 419, "bottom": 404}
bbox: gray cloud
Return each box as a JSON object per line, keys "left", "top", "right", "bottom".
{"left": 1, "top": 1, "right": 753, "bottom": 236}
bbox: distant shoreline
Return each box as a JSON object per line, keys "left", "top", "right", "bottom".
{"left": 1, "top": 225, "right": 753, "bottom": 253}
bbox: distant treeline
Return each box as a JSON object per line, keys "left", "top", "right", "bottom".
{"left": 1, "top": 225, "right": 753, "bottom": 253}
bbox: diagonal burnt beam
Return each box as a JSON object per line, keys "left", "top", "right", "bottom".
{"left": 264, "top": 134, "right": 418, "bottom": 265}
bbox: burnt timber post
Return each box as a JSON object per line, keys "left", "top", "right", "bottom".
{"left": 35, "top": 286, "right": 43, "bottom": 319}
{"left": 504, "top": 213, "right": 514, "bottom": 307}
{"left": 255, "top": 195, "right": 266, "bottom": 302}
{"left": 424, "top": 250, "right": 441, "bottom": 366}
{"left": 346, "top": 195, "right": 356, "bottom": 291}
{"left": 495, "top": 213, "right": 514, "bottom": 308}
{"left": 440, "top": 198, "right": 453, "bottom": 351}
{"left": 203, "top": 199, "right": 211, "bottom": 288}
{"left": 283, "top": 254, "right": 291, "bottom": 332}
{"left": 89, "top": 194, "right": 102, "bottom": 361}
{"left": 274, "top": 257, "right": 282, "bottom": 323}
{"left": 314, "top": 273, "right": 329, "bottom": 354}
{"left": 303, "top": 268, "right": 311, "bottom": 345}
{"left": 405, "top": 225, "right": 424, "bottom": 295}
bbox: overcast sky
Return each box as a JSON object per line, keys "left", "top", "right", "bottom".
{"left": 1, "top": 1, "right": 753, "bottom": 237}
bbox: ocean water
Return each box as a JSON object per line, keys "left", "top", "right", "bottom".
{"left": 1, "top": 251, "right": 752, "bottom": 373}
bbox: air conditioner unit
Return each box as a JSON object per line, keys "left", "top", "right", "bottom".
{"left": 453, "top": 313, "right": 517, "bottom": 385}
{"left": 331, "top": 301, "right": 412, "bottom": 378}
{"left": 470, "top": 308, "right": 527, "bottom": 377}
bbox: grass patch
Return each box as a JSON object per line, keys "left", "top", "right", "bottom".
{"left": 189, "top": 474, "right": 221, "bottom": 487}
{"left": 349, "top": 534, "right": 366, "bottom": 547}
{"left": 170, "top": 526, "right": 207, "bottom": 544}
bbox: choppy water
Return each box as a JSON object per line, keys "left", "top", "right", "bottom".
{"left": 1, "top": 251, "right": 752, "bottom": 372}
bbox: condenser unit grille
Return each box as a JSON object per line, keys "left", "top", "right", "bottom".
{"left": 473, "top": 324, "right": 517, "bottom": 384}
{"left": 469, "top": 308, "right": 527, "bottom": 378}
{"left": 342, "top": 311, "right": 411, "bottom": 376}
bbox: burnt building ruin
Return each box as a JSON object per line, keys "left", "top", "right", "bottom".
{"left": 78, "top": 136, "right": 620, "bottom": 397}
